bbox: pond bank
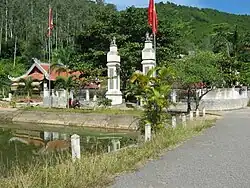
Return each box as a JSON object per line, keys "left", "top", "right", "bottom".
{"left": 0, "top": 119, "right": 216, "bottom": 188}
{"left": 0, "top": 108, "right": 139, "bottom": 131}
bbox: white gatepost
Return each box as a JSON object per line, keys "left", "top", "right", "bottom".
{"left": 202, "top": 107, "right": 206, "bottom": 117}
{"left": 171, "top": 90, "right": 177, "bottom": 103}
{"left": 105, "top": 37, "right": 123, "bottom": 105}
{"left": 141, "top": 32, "right": 156, "bottom": 76}
{"left": 145, "top": 123, "right": 151, "bottom": 142}
{"left": 182, "top": 113, "right": 187, "bottom": 127}
{"left": 85, "top": 89, "right": 90, "bottom": 101}
{"left": 196, "top": 109, "right": 200, "bottom": 118}
{"left": 71, "top": 134, "right": 81, "bottom": 162}
{"left": 190, "top": 111, "right": 194, "bottom": 121}
{"left": 172, "top": 116, "right": 177, "bottom": 129}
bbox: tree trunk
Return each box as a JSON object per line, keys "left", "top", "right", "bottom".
{"left": 5, "top": 0, "right": 8, "bottom": 42}
{"left": 0, "top": 14, "right": 3, "bottom": 55}
{"left": 187, "top": 88, "right": 192, "bottom": 113}
{"left": 13, "top": 36, "right": 17, "bottom": 67}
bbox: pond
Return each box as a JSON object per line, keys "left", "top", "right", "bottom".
{"left": 0, "top": 123, "right": 139, "bottom": 176}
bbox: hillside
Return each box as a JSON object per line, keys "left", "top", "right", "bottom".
{"left": 156, "top": 2, "right": 250, "bottom": 48}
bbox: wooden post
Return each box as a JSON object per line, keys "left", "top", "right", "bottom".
{"left": 182, "top": 113, "right": 186, "bottom": 127}
{"left": 189, "top": 111, "right": 193, "bottom": 121}
{"left": 196, "top": 109, "right": 199, "bottom": 118}
{"left": 172, "top": 116, "right": 177, "bottom": 129}
{"left": 145, "top": 123, "right": 151, "bottom": 142}
{"left": 71, "top": 134, "right": 81, "bottom": 162}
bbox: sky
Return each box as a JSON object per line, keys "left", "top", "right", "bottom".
{"left": 105, "top": 0, "right": 250, "bottom": 15}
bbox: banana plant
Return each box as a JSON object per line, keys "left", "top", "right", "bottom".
{"left": 128, "top": 66, "right": 175, "bottom": 132}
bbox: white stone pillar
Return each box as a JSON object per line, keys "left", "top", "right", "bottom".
{"left": 71, "top": 134, "right": 81, "bottom": 162}
{"left": 141, "top": 33, "right": 156, "bottom": 76}
{"left": 182, "top": 113, "right": 187, "bottom": 127}
{"left": 93, "top": 94, "right": 97, "bottom": 101}
{"left": 171, "top": 90, "right": 177, "bottom": 103}
{"left": 105, "top": 37, "right": 122, "bottom": 105}
{"left": 69, "top": 90, "right": 74, "bottom": 101}
{"left": 145, "top": 123, "right": 151, "bottom": 142}
{"left": 196, "top": 109, "right": 200, "bottom": 118}
{"left": 8, "top": 93, "right": 12, "bottom": 101}
{"left": 202, "top": 107, "right": 206, "bottom": 117}
{"left": 172, "top": 116, "right": 177, "bottom": 129}
{"left": 190, "top": 111, "right": 194, "bottom": 121}
{"left": 108, "top": 145, "right": 111, "bottom": 153}
{"left": 85, "top": 89, "right": 90, "bottom": 101}
{"left": 112, "top": 139, "right": 121, "bottom": 151}
{"left": 43, "top": 81, "right": 49, "bottom": 97}
{"left": 52, "top": 132, "right": 59, "bottom": 140}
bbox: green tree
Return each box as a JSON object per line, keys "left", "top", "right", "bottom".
{"left": 129, "top": 66, "right": 174, "bottom": 132}
{"left": 172, "top": 51, "right": 222, "bottom": 112}
{"left": 17, "top": 77, "right": 39, "bottom": 105}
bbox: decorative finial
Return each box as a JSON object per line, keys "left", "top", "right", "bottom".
{"left": 146, "top": 32, "right": 151, "bottom": 41}
{"left": 111, "top": 36, "right": 116, "bottom": 46}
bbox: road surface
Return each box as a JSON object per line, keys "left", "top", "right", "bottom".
{"left": 110, "top": 109, "right": 250, "bottom": 188}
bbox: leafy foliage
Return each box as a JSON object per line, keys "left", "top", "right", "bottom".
{"left": 129, "top": 67, "right": 175, "bottom": 132}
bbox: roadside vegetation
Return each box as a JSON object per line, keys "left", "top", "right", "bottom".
{"left": 0, "top": 119, "right": 215, "bottom": 188}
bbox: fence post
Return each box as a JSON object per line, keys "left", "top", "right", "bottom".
{"left": 71, "top": 134, "right": 81, "bottom": 162}
{"left": 189, "top": 111, "right": 193, "bottom": 121}
{"left": 202, "top": 107, "right": 206, "bottom": 117}
{"left": 182, "top": 113, "right": 187, "bottom": 127}
{"left": 196, "top": 109, "right": 199, "bottom": 118}
{"left": 172, "top": 116, "right": 177, "bottom": 129}
{"left": 145, "top": 123, "right": 151, "bottom": 142}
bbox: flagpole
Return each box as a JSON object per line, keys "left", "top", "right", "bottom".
{"left": 153, "top": 32, "right": 156, "bottom": 65}
{"left": 48, "top": 6, "right": 51, "bottom": 108}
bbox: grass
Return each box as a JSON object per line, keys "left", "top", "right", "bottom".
{"left": 0, "top": 119, "right": 215, "bottom": 188}
{"left": 22, "top": 106, "right": 143, "bottom": 116}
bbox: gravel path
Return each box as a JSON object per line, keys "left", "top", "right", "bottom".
{"left": 110, "top": 109, "right": 250, "bottom": 188}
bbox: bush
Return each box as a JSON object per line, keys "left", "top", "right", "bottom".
{"left": 97, "top": 98, "right": 112, "bottom": 107}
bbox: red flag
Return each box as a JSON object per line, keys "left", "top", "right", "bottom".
{"left": 47, "top": 7, "right": 54, "bottom": 37}
{"left": 148, "top": 0, "right": 158, "bottom": 34}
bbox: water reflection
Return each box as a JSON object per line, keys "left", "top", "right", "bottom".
{"left": 0, "top": 126, "right": 138, "bottom": 175}
{"left": 1, "top": 126, "right": 137, "bottom": 161}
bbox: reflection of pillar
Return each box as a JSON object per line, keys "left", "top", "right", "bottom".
{"left": 44, "top": 132, "right": 51, "bottom": 140}
{"left": 85, "top": 89, "right": 90, "bottom": 101}
{"left": 112, "top": 139, "right": 121, "bottom": 151}
{"left": 61, "top": 133, "right": 67, "bottom": 140}
{"left": 105, "top": 37, "right": 122, "bottom": 105}
{"left": 52, "top": 132, "right": 59, "bottom": 140}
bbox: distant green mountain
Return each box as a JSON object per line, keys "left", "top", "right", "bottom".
{"left": 156, "top": 2, "right": 250, "bottom": 47}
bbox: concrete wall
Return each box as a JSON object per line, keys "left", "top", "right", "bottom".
{"left": 12, "top": 110, "right": 139, "bottom": 130}
{"left": 170, "top": 88, "right": 249, "bottom": 111}
{"left": 43, "top": 96, "right": 67, "bottom": 108}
